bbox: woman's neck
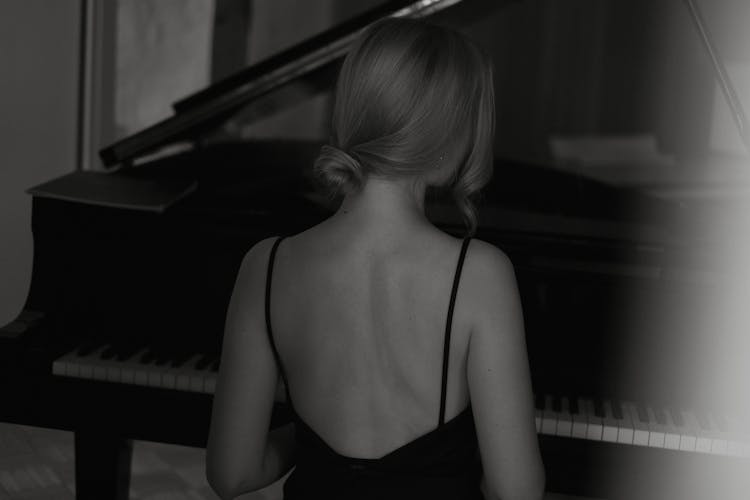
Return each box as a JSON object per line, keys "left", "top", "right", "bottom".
{"left": 333, "top": 177, "right": 431, "bottom": 237}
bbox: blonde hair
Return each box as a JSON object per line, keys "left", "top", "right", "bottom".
{"left": 314, "top": 17, "right": 495, "bottom": 235}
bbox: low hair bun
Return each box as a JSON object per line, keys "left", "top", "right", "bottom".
{"left": 314, "top": 144, "right": 366, "bottom": 195}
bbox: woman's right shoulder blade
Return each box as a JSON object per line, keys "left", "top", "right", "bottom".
{"left": 464, "top": 238, "right": 546, "bottom": 500}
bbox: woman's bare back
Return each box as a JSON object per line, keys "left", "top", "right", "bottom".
{"left": 268, "top": 220, "right": 472, "bottom": 459}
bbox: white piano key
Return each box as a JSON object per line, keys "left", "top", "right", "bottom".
{"left": 659, "top": 408, "right": 680, "bottom": 450}
{"left": 161, "top": 364, "right": 179, "bottom": 390}
{"left": 103, "top": 350, "right": 136, "bottom": 383}
{"left": 613, "top": 401, "right": 634, "bottom": 445}
{"left": 190, "top": 374, "right": 205, "bottom": 392}
{"left": 105, "top": 361, "right": 122, "bottom": 383}
{"left": 695, "top": 436, "right": 712, "bottom": 453}
{"left": 571, "top": 397, "right": 588, "bottom": 439}
{"left": 202, "top": 360, "right": 219, "bottom": 394}
{"left": 133, "top": 352, "right": 155, "bottom": 386}
{"left": 556, "top": 397, "right": 572, "bottom": 437}
{"left": 541, "top": 395, "right": 557, "bottom": 435}
{"left": 90, "top": 345, "right": 114, "bottom": 381}
{"left": 723, "top": 414, "right": 750, "bottom": 458}
{"left": 190, "top": 363, "right": 210, "bottom": 393}
{"left": 683, "top": 411, "right": 712, "bottom": 453}
{"left": 646, "top": 407, "right": 666, "bottom": 448}
{"left": 120, "top": 348, "right": 148, "bottom": 385}
{"left": 678, "top": 432, "right": 696, "bottom": 452}
{"left": 51, "top": 358, "right": 66, "bottom": 376}
{"left": 176, "top": 355, "right": 203, "bottom": 392}
{"left": 624, "top": 402, "right": 650, "bottom": 447}
{"left": 727, "top": 439, "right": 744, "bottom": 457}
{"left": 185, "top": 356, "right": 214, "bottom": 393}
{"left": 66, "top": 354, "right": 82, "bottom": 378}
{"left": 711, "top": 438, "right": 728, "bottom": 455}
{"left": 77, "top": 346, "right": 109, "bottom": 380}
{"left": 534, "top": 408, "right": 542, "bottom": 433}
{"left": 147, "top": 366, "right": 163, "bottom": 387}
{"left": 204, "top": 373, "right": 217, "bottom": 394}
{"left": 146, "top": 357, "right": 171, "bottom": 388}
{"left": 583, "top": 399, "right": 603, "bottom": 441}
{"left": 706, "top": 412, "right": 730, "bottom": 455}
{"left": 601, "top": 400, "right": 619, "bottom": 443}
{"left": 671, "top": 409, "right": 697, "bottom": 452}
{"left": 52, "top": 349, "right": 76, "bottom": 377}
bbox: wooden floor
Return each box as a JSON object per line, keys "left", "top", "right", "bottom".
{"left": 0, "top": 422, "right": 590, "bottom": 500}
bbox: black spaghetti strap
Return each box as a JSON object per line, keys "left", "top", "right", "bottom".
{"left": 438, "top": 237, "right": 471, "bottom": 426}
{"left": 265, "top": 236, "right": 292, "bottom": 405}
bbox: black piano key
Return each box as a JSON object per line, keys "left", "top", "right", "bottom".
{"left": 593, "top": 398, "right": 605, "bottom": 418}
{"left": 695, "top": 409, "right": 711, "bottom": 431}
{"left": 195, "top": 353, "right": 214, "bottom": 370}
{"left": 636, "top": 403, "right": 650, "bottom": 423}
{"left": 534, "top": 393, "right": 545, "bottom": 410}
{"left": 153, "top": 347, "right": 172, "bottom": 367}
{"left": 76, "top": 340, "right": 104, "bottom": 357}
{"left": 611, "top": 400, "right": 624, "bottom": 420}
{"left": 116, "top": 341, "right": 147, "bottom": 362}
{"left": 669, "top": 407, "right": 684, "bottom": 427}
{"left": 154, "top": 354, "right": 170, "bottom": 367}
{"left": 140, "top": 349, "right": 158, "bottom": 364}
{"left": 100, "top": 345, "right": 118, "bottom": 360}
{"left": 714, "top": 413, "right": 728, "bottom": 432}
{"left": 654, "top": 407, "right": 667, "bottom": 425}
{"left": 552, "top": 395, "right": 562, "bottom": 413}
{"left": 568, "top": 396, "right": 579, "bottom": 415}
{"left": 170, "top": 350, "right": 194, "bottom": 368}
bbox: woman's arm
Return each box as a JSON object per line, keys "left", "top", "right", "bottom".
{"left": 464, "top": 240, "right": 545, "bottom": 500}
{"left": 217, "top": 422, "right": 296, "bottom": 499}
{"left": 206, "top": 238, "right": 296, "bottom": 499}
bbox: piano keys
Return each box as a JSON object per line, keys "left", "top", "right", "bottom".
{"left": 52, "top": 343, "right": 219, "bottom": 394}
{"left": 50, "top": 335, "right": 750, "bottom": 461}
{"left": 533, "top": 394, "right": 750, "bottom": 458}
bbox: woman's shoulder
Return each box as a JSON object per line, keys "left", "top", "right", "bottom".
{"left": 413, "top": 233, "right": 516, "bottom": 305}
{"left": 235, "top": 236, "right": 286, "bottom": 284}
{"left": 465, "top": 237, "right": 513, "bottom": 273}
{"left": 460, "top": 237, "right": 518, "bottom": 310}
{"left": 243, "top": 236, "right": 283, "bottom": 262}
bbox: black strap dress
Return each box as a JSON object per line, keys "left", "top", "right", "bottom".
{"left": 265, "top": 236, "right": 483, "bottom": 499}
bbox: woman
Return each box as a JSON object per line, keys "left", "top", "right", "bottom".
{"left": 206, "top": 17, "right": 544, "bottom": 500}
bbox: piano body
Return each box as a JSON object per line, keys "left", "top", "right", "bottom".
{"left": 2, "top": 0, "right": 749, "bottom": 498}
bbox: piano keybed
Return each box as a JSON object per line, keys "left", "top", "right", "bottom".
{"left": 52, "top": 342, "right": 219, "bottom": 394}
{"left": 50, "top": 346, "right": 749, "bottom": 460}
{"left": 534, "top": 394, "right": 749, "bottom": 458}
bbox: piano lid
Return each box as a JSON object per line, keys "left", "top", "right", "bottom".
{"left": 98, "top": 0, "right": 497, "bottom": 168}
{"left": 99, "top": 0, "right": 750, "bottom": 226}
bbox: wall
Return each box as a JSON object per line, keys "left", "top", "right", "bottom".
{"left": 0, "top": 1, "right": 81, "bottom": 325}
{"left": 115, "top": 0, "right": 213, "bottom": 140}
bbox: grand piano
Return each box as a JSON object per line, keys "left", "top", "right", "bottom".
{"left": 2, "top": 0, "right": 749, "bottom": 498}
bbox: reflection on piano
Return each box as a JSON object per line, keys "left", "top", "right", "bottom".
{"left": 2, "top": 0, "right": 750, "bottom": 499}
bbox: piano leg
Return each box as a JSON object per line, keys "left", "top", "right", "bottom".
{"left": 74, "top": 430, "right": 133, "bottom": 500}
